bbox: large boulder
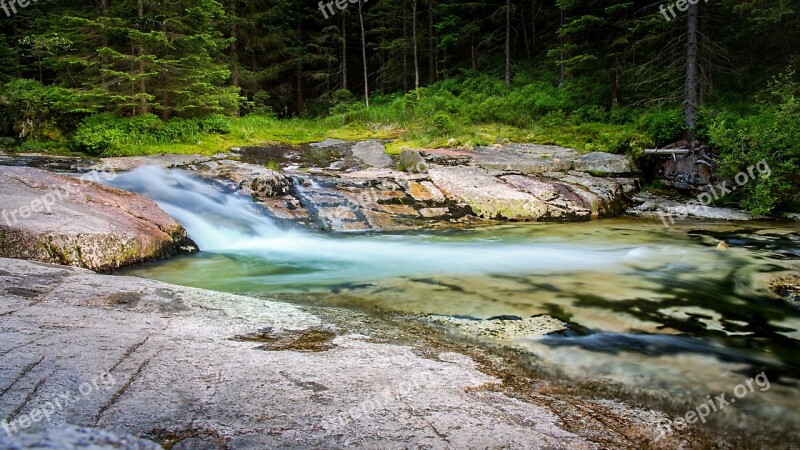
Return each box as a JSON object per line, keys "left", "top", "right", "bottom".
{"left": 0, "top": 167, "right": 189, "bottom": 272}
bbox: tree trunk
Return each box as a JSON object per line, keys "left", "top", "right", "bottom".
{"left": 100, "top": 0, "right": 108, "bottom": 85}
{"left": 412, "top": 0, "right": 419, "bottom": 90}
{"left": 403, "top": 0, "right": 408, "bottom": 92}
{"left": 342, "top": 12, "right": 348, "bottom": 90}
{"left": 610, "top": 63, "right": 620, "bottom": 106}
{"left": 505, "top": 0, "right": 511, "bottom": 86}
{"left": 137, "top": 0, "right": 148, "bottom": 115}
{"left": 684, "top": 1, "right": 699, "bottom": 130}
{"left": 428, "top": 0, "right": 435, "bottom": 82}
{"left": 296, "top": 20, "right": 305, "bottom": 114}
{"left": 358, "top": 0, "right": 369, "bottom": 107}
{"left": 471, "top": 39, "right": 477, "bottom": 71}
{"left": 230, "top": 0, "right": 240, "bottom": 116}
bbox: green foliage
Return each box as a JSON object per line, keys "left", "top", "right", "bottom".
{"left": 0, "top": 79, "right": 100, "bottom": 141}
{"left": 708, "top": 70, "right": 800, "bottom": 214}
{"left": 635, "top": 108, "right": 686, "bottom": 147}
{"left": 72, "top": 113, "right": 232, "bottom": 155}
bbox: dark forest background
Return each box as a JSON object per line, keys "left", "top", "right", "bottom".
{"left": 0, "top": 0, "right": 798, "bottom": 213}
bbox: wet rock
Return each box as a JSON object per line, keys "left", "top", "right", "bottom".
{"left": 627, "top": 192, "right": 752, "bottom": 222}
{"left": 572, "top": 152, "right": 634, "bottom": 175}
{"left": 429, "top": 166, "right": 549, "bottom": 220}
{"left": 351, "top": 140, "right": 392, "bottom": 168}
{"left": 197, "top": 160, "right": 292, "bottom": 199}
{"left": 311, "top": 139, "right": 348, "bottom": 148}
{"left": 769, "top": 274, "right": 800, "bottom": 307}
{"left": 0, "top": 167, "right": 189, "bottom": 271}
{"left": 424, "top": 315, "right": 567, "bottom": 340}
{"left": 0, "top": 258, "right": 653, "bottom": 449}
{"left": 0, "top": 425, "right": 161, "bottom": 449}
{"left": 397, "top": 149, "right": 428, "bottom": 173}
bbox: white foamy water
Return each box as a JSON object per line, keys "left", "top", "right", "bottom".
{"left": 107, "top": 166, "right": 690, "bottom": 283}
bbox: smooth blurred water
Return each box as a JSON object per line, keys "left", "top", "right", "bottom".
{"left": 109, "top": 166, "right": 800, "bottom": 435}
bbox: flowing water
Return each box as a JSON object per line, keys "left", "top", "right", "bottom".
{"left": 109, "top": 166, "right": 800, "bottom": 438}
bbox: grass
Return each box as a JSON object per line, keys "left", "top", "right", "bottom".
{"left": 8, "top": 114, "right": 652, "bottom": 158}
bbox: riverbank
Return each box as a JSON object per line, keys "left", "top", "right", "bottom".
{"left": 0, "top": 257, "right": 675, "bottom": 448}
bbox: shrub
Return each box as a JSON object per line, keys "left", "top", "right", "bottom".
{"left": 636, "top": 108, "right": 686, "bottom": 147}
{"left": 0, "top": 78, "right": 95, "bottom": 141}
{"left": 708, "top": 70, "right": 799, "bottom": 214}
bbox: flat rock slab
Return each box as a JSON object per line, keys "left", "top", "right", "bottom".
{"left": 471, "top": 144, "right": 579, "bottom": 174}
{"left": 0, "top": 425, "right": 161, "bottom": 449}
{"left": 0, "top": 258, "right": 666, "bottom": 449}
{"left": 91, "top": 155, "right": 214, "bottom": 172}
{"left": 0, "top": 167, "right": 188, "bottom": 272}
{"left": 429, "top": 167, "right": 548, "bottom": 220}
{"left": 572, "top": 152, "right": 634, "bottom": 175}
{"left": 425, "top": 315, "right": 567, "bottom": 341}
{"left": 627, "top": 192, "right": 752, "bottom": 222}
{"left": 350, "top": 140, "right": 392, "bottom": 169}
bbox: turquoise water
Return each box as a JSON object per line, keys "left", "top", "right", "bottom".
{"left": 110, "top": 167, "right": 800, "bottom": 438}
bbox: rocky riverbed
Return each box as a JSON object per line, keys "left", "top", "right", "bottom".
{"left": 0, "top": 142, "right": 794, "bottom": 449}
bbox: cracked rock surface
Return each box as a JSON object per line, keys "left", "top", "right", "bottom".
{"left": 0, "top": 258, "right": 668, "bottom": 449}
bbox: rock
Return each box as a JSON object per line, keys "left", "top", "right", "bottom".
{"left": 196, "top": 160, "right": 292, "bottom": 199}
{"left": 786, "top": 213, "right": 800, "bottom": 222}
{"left": 557, "top": 171, "right": 633, "bottom": 217}
{"left": 716, "top": 241, "right": 730, "bottom": 250}
{"left": 500, "top": 175, "right": 593, "bottom": 220}
{"left": 406, "top": 181, "right": 446, "bottom": 203}
{"left": 91, "top": 155, "right": 213, "bottom": 172}
{"left": 627, "top": 192, "right": 752, "bottom": 223}
{"left": 397, "top": 149, "right": 428, "bottom": 173}
{"left": 572, "top": 152, "right": 634, "bottom": 175}
{"left": 0, "top": 167, "right": 189, "bottom": 271}
{"left": 311, "top": 138, "right": 348, "bottom": 148}
{"left": 471, "top": 144, "right": 578, "bottom": 174}
{"left": 351, "top": 140, "right": 392, "bottom": 168}
{"left": 0, "top": 258, "right": 665, "bottom": 449}
{"left": 0, "top": 137, "right": 17, "bottom": 147}
{"left": 340, "top": 168, "right": 427, "bottom": 181}
{"left": 424, "top": 315, "right": 567, "bottom": 341}
{"left": 769, "top": 274, "right": 800, "bottom": 307}
{"left": 419, "top": 148, "right": 473, "bottom": 166}
{"left": 429, "top": 167, "right": 548, "bottom": 220}
{"left": 418, "top": 207, "right": 450, "bottom": 218}
{"left": 0, "top": 425, "right": 161, "bottom": 449}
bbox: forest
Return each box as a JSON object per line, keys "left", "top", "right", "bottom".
{"left": 0, "top": 0, "right": 798, "bottom": 214}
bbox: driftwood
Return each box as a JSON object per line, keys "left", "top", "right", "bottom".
{"left": 643, "top": 149, "right": 691, "bottom": 155}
